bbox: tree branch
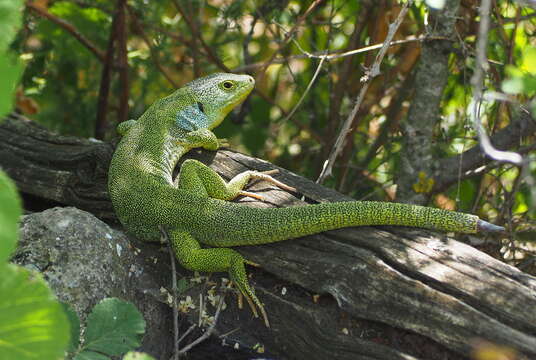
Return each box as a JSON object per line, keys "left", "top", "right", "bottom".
{"left": 95, "top": 0, "right": 125, "bottom": 140}
{"left": 171, "top": 0, "right": 230, "bottom": 73}
{"left": 433, "top": 108, "right": 536, "bottom": 193}
{"left": 26, "top": 1, "right": 106, "bottom": 62}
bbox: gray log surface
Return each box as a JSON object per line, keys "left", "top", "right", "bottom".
{"left": 1, "top": 113, "right": 535, "bottom": 360}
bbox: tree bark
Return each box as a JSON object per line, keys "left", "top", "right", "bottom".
{"left": 1, "top": 113, "right": 536, "bottom": 359}
{"left": 396, "top": 0, "right": 460, "bottom": 204}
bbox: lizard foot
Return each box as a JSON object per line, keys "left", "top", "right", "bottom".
{"left": 229, "top": 256, "right": 270, "bottom": 327}
{"left": 252, "top": 169, "right": 296, "bottom": 193}
{"left": 217, "top": 138, "right": 230, "bottom": 148}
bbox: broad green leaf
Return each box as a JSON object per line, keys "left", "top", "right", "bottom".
{"left": 0, "top": 54, "right": 23, "bottom": 117}
{"left": 0, "top": 0, "right": 24, "bottom": 51}
{"left": 0, "top": 264, "right": 70, "bottom": 360}
{"left": 74, "top": 351, "right": 110, "bottom": 360}
{"left": 123, "top": 351, "right": 156, "bottom": 360}
{"left": 0, "top": 170, "right": 22, "bottom": 263}
{"left": 62, "top": 302, "right": 81, "bottom": 353}
{"left": 83, "top": 298, "right": 146, "bottom": 356}
{"left": 520, "top": 47, "right": 536, "bottom": 74}
{"left": 502, "top": 76, "right": 525, "bottom": 95}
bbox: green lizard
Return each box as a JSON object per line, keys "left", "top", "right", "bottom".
{"left": 108, "top": 72, "right": 504, "bottom": 327}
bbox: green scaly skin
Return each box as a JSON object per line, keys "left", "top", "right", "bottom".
{"left": 108, "top": 72, "right": 503, "bottom": 327}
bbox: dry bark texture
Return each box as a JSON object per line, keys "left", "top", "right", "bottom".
{"left": 1, "top": 113, "right": 536, "bottom": 359}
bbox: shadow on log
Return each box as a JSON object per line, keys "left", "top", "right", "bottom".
{"left": 1, "top": 113, "right": 535, "bottom": 360}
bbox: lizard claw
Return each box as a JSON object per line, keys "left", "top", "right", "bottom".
{"left": 239, "top": 190, "right": 265, "bottom": 201}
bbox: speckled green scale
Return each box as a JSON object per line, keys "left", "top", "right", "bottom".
{"left": 108, "top": 73, "right": 502, "bottom": 327}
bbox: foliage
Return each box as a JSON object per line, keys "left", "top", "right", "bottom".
{"left": 66, "top": 298, "right": 146, "bottom": 360}
{"left": 502, "top": 47, "right": 536, "bottom": 114}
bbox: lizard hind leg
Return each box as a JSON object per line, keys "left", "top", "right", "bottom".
{"left": 176, "top": 159, "right": 294, "bottom": 201}
{"left": 169, "top": 229, "right": 270, "bottom": 327}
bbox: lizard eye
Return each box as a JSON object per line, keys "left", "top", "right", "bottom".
{"left": 197, "top": 102, "right": 205, "bottom": 113}
{"left": 221, "top": 80, "right": 235, "bottom": 90}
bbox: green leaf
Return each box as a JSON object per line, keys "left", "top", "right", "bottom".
{"left": 0, "top": 54, "right": 23, "bottom": 118}
{"left": 0, "top": 170, "right": 22, "bottom": 263}
{"left": 502, "top": 76, "right": 525, "bottom": 95}
{"left": 123, "top": 351, "right": 156, "bottom": 360}
{"left": 62, "top": 302, "right": 81, "bottom": 353}
{"left": 83, "top": 298, "right": 146, "bottom": 356}
{"left": 0, "top": 264, "right": 70, "bottom": 360}
{"left": 74, "top": 351, "right": 110, "bottom": 360}
{"left": 0, "top": 0, "right": 24, "bottom": 51}
{"left": 520, "top": 47, "right": 536, "bottom": 74}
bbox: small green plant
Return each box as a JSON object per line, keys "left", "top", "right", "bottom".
{"left": 64, "top": 298, "right": 147, "bottom": 360}
{"left": 122, "top": 351, "right": 156, "bottom": 360}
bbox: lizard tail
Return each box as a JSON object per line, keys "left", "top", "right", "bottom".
{"left": 198, "top": 201, "right": 504, "bottom": 247}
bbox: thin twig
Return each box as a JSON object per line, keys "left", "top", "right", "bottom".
{"left": 316, "top": 1, "right": 413, "bottom": 183}
{"left": 26, "top": 1, "right": 106, "bottom": 62}
{"left": 177, "top": 284, "right": 230, "bottom": 355}
{"left": 232, "top": 35, "right": 443, "bottom": 73}
{"left": 283, "top": 54, "right": 327, "bottom": 123}
{"left": 160, "top": 226, "right": 179, "bottom": 360}
{"left": 256, "top": 0, "right": 326, "bottom": 78}
{"left": 470, "top": 0, "right": 522, "bottom": 165}
{"left": 178, "top": 324, "right": 196, "bottom": 345}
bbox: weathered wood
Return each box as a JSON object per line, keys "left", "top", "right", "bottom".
{"left": 1, "top": 113, "right": 535, "bottom": 359}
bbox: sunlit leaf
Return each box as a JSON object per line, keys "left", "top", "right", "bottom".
{"left": 0, "top": 264, "right": 70, "bottom": 360}
{"left": 0, "top": 170, "right": 22, "bottom": 263}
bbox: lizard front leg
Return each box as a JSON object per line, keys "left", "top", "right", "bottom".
{"left": 175, "top": 128, "right": 227, "bottom": 151}
{"left": 169, "top": 229, "right": 269, "bottom": 327}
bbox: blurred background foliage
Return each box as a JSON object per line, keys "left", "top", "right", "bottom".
{"left": 10, "top": 0, "right": 536, "bottom": 271}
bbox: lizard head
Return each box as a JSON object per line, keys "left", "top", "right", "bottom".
{"left": 184, "top": 72, "right": 255, "bottom": 130}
